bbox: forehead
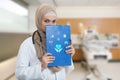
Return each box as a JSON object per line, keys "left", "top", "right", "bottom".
{"left": 43, "top": 15, "right": 57, "bottom": 20}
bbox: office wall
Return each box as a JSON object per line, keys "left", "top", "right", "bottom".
{"left": 0, "top": 33, "right": 29, "bottom": 62}
{"left": 29, "top": 6, "right": 120, "bottom": 31}
{"left": 57, "top": 18, "right": 120, "bottom": 34}
{"left": 0, "top": 7, "right": 29, "bottom": 62}
{"left": 56, "top": 7, "right": 120, "bottom": 35}
{"left": 56, "top": 7, "right": 120, "bottom": 18}
{"left": 0, "top": 8, "right": 28, "bottom": 33}
{"left": 28, "top": 5, "right": 38, "bottom": 33}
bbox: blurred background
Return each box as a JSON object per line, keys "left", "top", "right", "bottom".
{"left": 0, "top": 0, "right": 120, "bottom": 80}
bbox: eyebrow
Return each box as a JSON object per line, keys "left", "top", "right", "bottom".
{"left": 44, "top": 19, "right": 57, "bottom": 22}
{"left": 44, "top": 18, "right": 56, "bottom": 20}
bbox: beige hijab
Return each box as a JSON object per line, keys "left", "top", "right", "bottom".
{"left": 33, "top": 4, "right": 62, "bottom": 73}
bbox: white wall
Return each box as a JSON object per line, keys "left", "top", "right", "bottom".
{"left": 0, "top": 0, "right": 29, "bottom": 33}
{"left": 56, "top": 6, "right": 120, "bottom": 18}
{"left": 28, "top": 5, "right": 38, "bottom": 33}
{"left": 28, "top": 5, "right": 120, "bottom": 32}
{"left": 0, "top": 8, "right": 28, "bottom": 33}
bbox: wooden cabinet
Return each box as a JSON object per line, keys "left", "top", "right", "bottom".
{"left": 72, "top": 49, "right": 85, "bottom": 61}
{"left": 72, "top": 48, "right": 120, "bottom": 61}
{"left": 111, "top": 48, "right": 120, "bottom": 60}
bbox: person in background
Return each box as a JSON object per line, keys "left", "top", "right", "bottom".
{"left": 15, "top": 4, "right": 75, "bottom": 80}
{"left": 81, "top": 27, "right": 112, "bottom": 80}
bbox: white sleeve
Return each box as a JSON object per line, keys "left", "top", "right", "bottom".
{"left": 15, "top": 41, "right": 45, "bottom": 80}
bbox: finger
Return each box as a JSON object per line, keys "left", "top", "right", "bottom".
{"left": 48, "top": 60, "right": 54, "bottom": 63}
{"left": 43, "top": 53, "right": 49, "bottom": 57}
{"left": 46, "top": 53, "right": 52, "bottom": 56}
{"left": 48, "top": 57, "right": 55, "bottom": 60}
{"left": 66, "top": 49, "right": 72, "bottom": 54}
{"left": 66, "top": 45, "right": 75, "bottom": 50}
{"left": 47, "top": 56, "right": 55, "bottom": 60}
{"left": 44, "top": 58, "right": 54, "bottom": 64}
{"left": 48, "top": 55, "right": 55, "bottom": 59}
{"left": 47, "top": 58, "right": 55, "bottom": 63}
{"left": 66, "top": 45, "right": 72, "bottom": 48}
{"left": 66, "top": 48, "right": 75, "bottom": 54}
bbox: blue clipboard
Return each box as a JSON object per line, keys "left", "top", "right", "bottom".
{"left": 46, "top": 25, "right": 71, "bottom": 66}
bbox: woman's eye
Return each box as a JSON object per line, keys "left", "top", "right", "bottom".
{"left": 44, "top": 19, "right": 50, "bottom": 23}
{"left": 52, "top": 20, "right": 56, "bottom": 23}
{"left": 44, "top": 19, "right": 56, "bottom": 24}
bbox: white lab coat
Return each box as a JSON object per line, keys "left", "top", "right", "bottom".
{"left": 16, "top": 37, "right": 74, "bottom": 80}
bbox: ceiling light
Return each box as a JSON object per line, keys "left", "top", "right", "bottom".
{"left": 0, "top": 0, "right": 28, "bottom": 16}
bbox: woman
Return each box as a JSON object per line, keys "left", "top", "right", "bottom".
{"left": 15, "top": 4, "right": 75, "bottom": 80}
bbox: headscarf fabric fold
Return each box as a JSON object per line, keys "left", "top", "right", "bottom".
{"left": 33, "top": 4, "right": 63, "bottom": 73}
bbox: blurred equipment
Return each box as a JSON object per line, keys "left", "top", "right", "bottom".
{"left": 81, "top": 27, "right": 112, "bottom": 80}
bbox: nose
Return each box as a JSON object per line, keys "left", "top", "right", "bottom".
{"left": 48, "top": 22, "right": 53, "bottom": 25}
